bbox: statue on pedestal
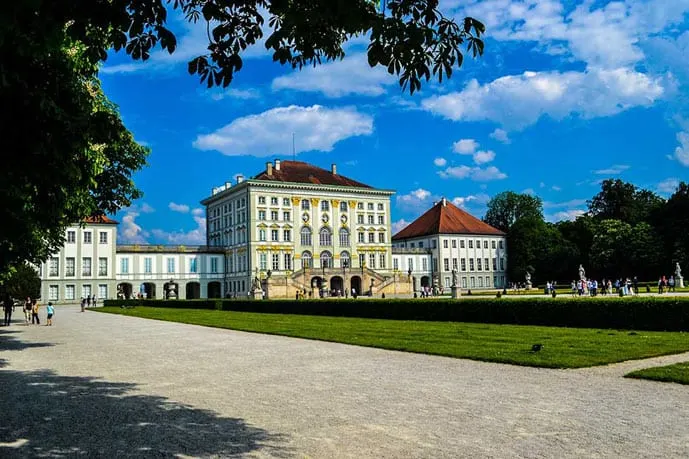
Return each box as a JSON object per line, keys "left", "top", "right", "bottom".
{"left": 252, "top": 276, "right": 262, "bottom": 292}
{"left": 676, "top": 262, "right": 684, "bottom": 288}
{"left": 451, "top": 269, "right": 458, "bottom": 288}
{"left": 578, "top": 264, "right": 586, "bottom": 281}
{"left": 525, "top": 271, "right": 532, "bottom": 290}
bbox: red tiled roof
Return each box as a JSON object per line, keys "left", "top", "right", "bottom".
{"left": 83, "top": 215, "right": 119, "bottom": 225}
{"left": 252, "top": 161, "right": 372, "bottom": 188}
{"left": 392, "top": 200, "right": 504, "bottom": 239}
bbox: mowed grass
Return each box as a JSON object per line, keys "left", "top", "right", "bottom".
{"left": 626, "top": 362, "right": 689, "bottom": 385}
{"left": 97, "top": 307, "right": 689, "bottom": 369}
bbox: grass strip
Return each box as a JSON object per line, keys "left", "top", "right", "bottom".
{"left": 625, "top": 362, "right": 689, "bottom": 385}
{"left": 96, "top": 307, "right": 689, "bottom": 369}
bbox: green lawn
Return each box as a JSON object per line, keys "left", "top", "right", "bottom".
{"left": 625, "top": 362, "right": 689, "bottom": 385}
{"left": 97, "top": 307, "right": 689, "bottom": 369}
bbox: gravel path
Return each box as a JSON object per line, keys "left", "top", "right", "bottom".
{"left": 1, "top": 306, "right": 689, "bottom": 458}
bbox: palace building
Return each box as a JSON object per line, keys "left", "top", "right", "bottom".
{"left": 38, "top": 160, "right": 507, "bottom": 302}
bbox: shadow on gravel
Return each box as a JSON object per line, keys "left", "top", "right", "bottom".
{"left": 0, "top": 369, "right": 291, "bottom": 458}
{"left": 0, "top": 329, "right": 55, "bottom": 352}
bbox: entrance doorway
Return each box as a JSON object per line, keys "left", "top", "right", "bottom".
{"left": 350, "top": 276, "right": 362, "bottom": 296}
{"left": 143, "top": 282, "right": 156, "bottom": 299}
{"left": 330, "top": 276, "right": 344, "bottom": 296}
{"left": 208, "top": 281, "right": 222, "bottom": 298}
{"left": 117, "top": 283, "right": 132, "bottom": 299}
{"left": 186, "top": 282, "right": 201, "bottom": 299}
{"left": 421, "top": 276, "right": 430, "bottom": 288}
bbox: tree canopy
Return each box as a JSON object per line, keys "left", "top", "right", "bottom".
{"left": 0, "top": 0, "right": 485, "bottom": 276}
{"left": 484, "top": 191, "right": 544, "bottom": 233}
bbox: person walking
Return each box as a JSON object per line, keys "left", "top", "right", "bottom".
{"left": 92, "top": 295, "right": 98, "bottom": 308}
{"left": 86, "top": 295, "right": 91, "bottom": 308}
{"left": 3, "top": 295, "right": 14, "bottom": 326}
{"left": 80, "top": 297, "right": 86, "bottom": 313}
{"left": 31, "top": 299, "right": 40, "bottom": 325}
{"left": 24, "top": 297, "right": 32, "bottom": 324}
{"left": 46, "top": 302, "right": 55, "bottom": 326}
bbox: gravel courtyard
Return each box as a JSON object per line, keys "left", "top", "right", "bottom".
{"left": 1, "top": 306, "right": 689, "bottom": 458}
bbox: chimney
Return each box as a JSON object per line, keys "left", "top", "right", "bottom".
{"left": 225, "top": 182, "right": 231, "bottom": 190}
{"left": 442, "top": 197, "right": 447, "bottom": 207}
{"left": 331, "top": 163, "right": 337, "bottom": 175}
{"left": 266, "top": 162, "right": 273, "bottom": 176}
{"left": 274, "top": 159, "right": 281, "bottom": 171}
{"left": 236, "top": 174, "right": 244, "bottom": 184}
{"left": 432, "top": 201, "right": 437, "bottom": 207}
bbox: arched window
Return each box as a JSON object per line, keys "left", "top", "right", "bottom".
{"left": 321, "top": 200, "right": 330, "bottom": 211}
{"left": 300, "top": 227, "right": 312, "bottom": 246}
{"left": 320, "top": 251, "right": 332, "bottom": 268}
{"left": 339, "top": 228, "right": 350, "bottom": 247}
{"left": 301, "top": 199, "right": 310, "bottom": 210}
{"left": 340, "top": 251, "right": 350, "bottom": 269}
{"left": 319, "top": 227, "right": 332, "bottom": 246}
{"left": 302, "top": 251, "right": 312, "bottom": 268}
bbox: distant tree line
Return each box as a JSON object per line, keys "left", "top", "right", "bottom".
{"left": 484, "top": 180, "right": 689, "bottom": 284}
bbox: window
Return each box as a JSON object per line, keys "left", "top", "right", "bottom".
{"left": 462, "top": 277, "right": 467, "bottom": 288}
{"left": 258, "top": 196, "right": 266, "bottom": 205}
{"left": 259, "top": 229, "right": 266, "bottom": 241}
{"left": 271, "top": 229, "right": 279, "bottom": 241}
{"left": 357, "top": 215, "right": 364, "bottom": 224}
{"left": 99, "top": 231, "right": 108, "bottom": 244}
{"left": 485, "top": 258, "right": 489, "bottom": 271}
{"left": 302, "top": 199, "right": 310, "bottom": 210}
{"left": 49, "top": 285, "right": 59, "bottom": 301}
{"left": 321, "top": 201, "right": 330, "bottom": 211}
{"left": 469, "top": 259, "right": 474, "bottom": 271}
{"left": 367, "top": 203, "right": 374, "bottom": 210}
{"left": 476, "top": 240, "right": 480, "bottom": 248}
{"left": 477, "top": 258, "right": 482, "bottom": 271}
{"left": 319, "top": 227, "right": 332, "bottom": 246}
{"left": 82, "top": 284, "right": 92, "bottom": 299}
{"left": 283, "top": 211, "right": 291, "bottom": 221}
{"left": 484, "top": 241, "right": 488, "bottom": 249}
{"left": 377, "top": 203, "right": 384, "bottom": 211}
{"left": 359, "top": 253, "right": 366, "bottom": 267}
{"left": 393, "top": 258, "right": 399, "bottom": 270}
{"left": 410, "top": 243, "right": 415, "bottom": 248}
{"left": 301, "top": 227, "right": 312, "bottom": 246}
{"left": 284, "top": 253, "right": 292, "bottom": 271}
{"left": 340, "top": 251, "right": 350, "bottom": 268}
{"left": 357, "top": 202, "right": 364, "bottom": 210}
{"left": 461, "top": 258, "right": 466, "bottom": 271}
{"left": 270, "top": 197, "right": 278, "bottom": 205}
{"left": 302, "top": 251, "right": 312, "bottom": 268}
{"left": 407, "top": 258, "right": 413, "bottom": 271}
{"left": 98, "top": 284, "right": 107, "bottom": 300}
{"left": 452, "top": 258, "right": 458, "bottom": 270}
{"left": 493, "top": 258, "right": 497, "bottom": 270}
{"left": 67, "top": 231, "right": 76, "bottom": 243}
{"left": 283, "top": 229, "right": 291, "bottom": 242}
{"left": 83, "top": 232, "right": 92, "bottom": 244}
{"left": 272, "top": 253, "right": 279, "bottom": 271}
{"left": 470, "top": 277, "right": 476, "bottom": 288}
{"left": 340, "top": 201, "right": 348, "bottom": 212}
{"left": 378, "top": 215, "right": 384, "bottom": 225}
{"left": 469, "top": 240, "right": 474, "bottom": 249}
{"left": 65, "top": 258, "right": 75, "bottom": 277}
{"left": 258, "top": 210, "right": 266, "bottom": 221}
{"left": 190, "top": 258, "right": 198, "bottom": 273}
{"left": 320, "top": 251, "right": 332, "bottom": 268}
{"left": 166, "top": 258, "right": 175, "bottom": 274}
{"left": 144, "top": 257, "right": 152, "bottom": 274}
{"left": 460, "top": 240, "right": 465, "bottom": 248}
{"left": 358, "top": 232, "right": 365, "bottom": 243}
{"left": 82, "top": 257, "right": 92, "bottom": 276}
{"left": 499, "top": 240, "right": 504, "bottom": 249}
{"left": 500, "top": 258, "right": 505, "bottom": 270}
{"left": 443, "top": 240, "right": 448, "bottom": 248}
{"left": 339, "top": 228, "right": 350, "bottom": 247}
{"left": 479, "top": 277, "right": 484, "bottom": 287}
{"left": 433, "top": 258, "right": 438, "bottom": 271}
{"left": 65, "top": 285, "right": 75, "bottom": 300}
{"left": 452, "top": 240, "right": 457, "bottom": 248}
{"left": 271, "top": 211, "right": 278, "bottom": 221}
{"left": 443, "top": 258, "right": 449, "bottom": 271}
{"left": 422, "top": 258, "right": 428, "bottom": 271}
{"left": 369, "top": 253, "right": 376, "bottom": 269}
{"left": 260, "top": 253, "right": 267, "bottom": 270}
{"left": 492, "top": 240, "right": 496, "bottom": 249}
{"left": 444, "top": 277, "right": 450, "bottom": 288}
{"left": 419, "top": 241, "right": 424, "bottom": 248}
{"left": 368, "top": 215, "right": 374, "bottom": 224}
{"left": 368, "top": 233, "right": 375, "bottom": 243}
{"left": 432, "top": 240, "right": 437, "bottom": 249}
{"left": 98, "top": 258, "right": 108, "bottom": 276}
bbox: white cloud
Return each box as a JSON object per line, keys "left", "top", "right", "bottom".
{"left": 473, "top": 150, "right": 496, "bottom": 165}
{"left": 151, "top": 214, "right": 207, "bottom": 245}
{"left": 543, "top": 199, "right": 587, "bottom": 209}
{"left": 593, "top": 164, "right": 630, "bottom": 175}
{"left": 489, "top": 128, "right": 511, "bottom": 144}
{"left": 434, "top": 157, "right": 447, "bottom": 167}
{"left": 452, "top": 193, "right": 491, "bottom": 208}
{"left": 168, "top": 202, "right": 190, "bottom": 213}
{"left": 438, "top": 165, "right": 507, "bottom": 181}
{"left": 272, "top": 53, "right": 396, "bottom": 97}
{"left": 139, "top": 203, "right": 155, "bottom": 213}
{"left": 673, "top": 131, "right": 689, "bottom": 166}
{"left": 551, "top": 185, "right": 562, "bottom": 191}
{"left": 193, "top": 105, "right": 373, "bottom": 156}
{"left": 548, "top": 209, "right": 586, "bottom": 222}
{"left": 392, "top": 219, "right": 411, "bottom": 234}
{"left": 210, "top": 88, "right": 261, "bottom": 101}
{"left": 396, "top": 188, "right": 435, "bottom": 213}
{"left": 657, "top": 178, "right": 680, "bottom": 194}
{"left": 522, "top": 188, "right": 535, "bottom": 195}
{"left": 453, "top": 139, "right": 479, "bottom": 154}
{"left": 421, "top": 68, "right": 664, "bottom": 130}
{"left": 191, "top": 208, "right": 205, "bottom": 217}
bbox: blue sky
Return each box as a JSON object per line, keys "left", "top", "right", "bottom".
{"left": 101, "top": 0, "right": 689, "bottom": 244}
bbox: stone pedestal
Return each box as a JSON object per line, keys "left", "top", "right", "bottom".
{"left": 250, "top": 289, "right": 263, "bottom": 300}
{"left": 525, "top": 282, "right": 532, "bottom": 291}
{"left": 679, "top": 276, "right": 685, "bottom": 288}
{"left": 451, "top": 286, "right": 461, "bottom": 299}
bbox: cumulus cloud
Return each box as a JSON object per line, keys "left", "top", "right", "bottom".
{"left": 272, "top": 53, "right": 396, "bottom": 97}
{"left": 451, "top": 193, "right": 491, "bottom": 208}
{"left": 489, "top": 128, "right": 511, "bottom": 144}
{"left": 396, "top": 188, "right": 435, "bottom": 213}
{"left": 551, "top": 185, "right": 562, "bottom": 191}
{"left": 193, "top": 105, "right": 373, "bottom": 156}
{"left": 673, "top": 131, "right": 689, "bottom": 166}
{"left": 473, "top": 150, "right": 496, "bottom": 165}
{"left": 438, "top": 165, "right": 507, "bottom": 181}
{"left": 548, "top": 209, "right": 587, "bottom": 222}
{"left": 453, "top": 139, "right": 479, "bottom": 154}
{"left": 392, "top": 219, "right": 411, "bottom": 234}
{"left": 168, "top": 202, "right": 190, "bottom": 213}
{"left": 191, "top": 208, "right": 205, "bottom": 217}
{"left": 210, "top": 88, "right": 261, "bottom": 101}
{"left": 593, "top": 164, "right": 630, "bottom": 175}
{"left": 117, "top": 202, "right": 155, "bottom": 244}
{"left": 421, "top": 68, "right": 664, "bottom": 130}
{"left": 151, "top": 213, "right": 207, "bottom": 245}
{"left": 657, "top": 178, "right": 680, "bottom": 194}
{"left": 434, "top": 157, "right": 447, "bottom": 167}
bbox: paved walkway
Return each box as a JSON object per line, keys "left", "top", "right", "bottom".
{"left": 1, "top": 306, "right": 689, "bottom": 458}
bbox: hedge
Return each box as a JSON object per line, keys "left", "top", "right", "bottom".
{"left": 103, "top": 297, "right": 689, "bottom": 331}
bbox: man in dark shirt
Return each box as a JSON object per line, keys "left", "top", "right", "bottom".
{"left": 3, "top": 295, "right": 15, "bottom": 326}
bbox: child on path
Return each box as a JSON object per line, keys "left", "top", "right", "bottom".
{"left": 24, "top": 297, "right": 32, "bottom": 324}
{"left": 31, "top": 299, "right": 40, "bottom": 325}
{"left": 46, "top": 302, "right": 55, "bottom": 326}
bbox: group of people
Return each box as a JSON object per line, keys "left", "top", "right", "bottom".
{"left": 657, "top": 276, "right": 679, "bottom": 294}
{"left": 80, "top": 295, "right": 97, "bottom": 311}
{"left": 2, "top": 296, "right": 54, "bottom": 326}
